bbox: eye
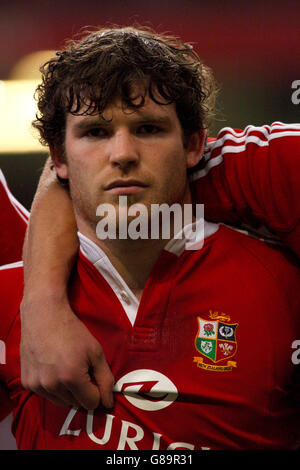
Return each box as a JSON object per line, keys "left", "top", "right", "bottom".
{"left": 137, "top": 124, "right": 162, "bottom": 135}
{"left": 85, "top": 127, "right": 108, "bottom": 138}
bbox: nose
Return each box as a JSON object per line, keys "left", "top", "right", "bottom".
{"left": 109, "top": 129, "right": 139, "bottom": 170}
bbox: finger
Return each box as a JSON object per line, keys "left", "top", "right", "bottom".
{"left": 42, "top": 382, "right": 82, "bottom": 408}
{"left": 91, "top": 355, "right": 115, "bottom": 409}
{"left": 37, "top": 390, "right": 73, "bottom": 408}
{"left": 21, "top": 372, "right": 82, "bottom": 408}
{"left": 65, "top": 370, "right": 101, "bottom": 410}
{"left": 25, "top": 385, "right": 77, "bottom": 408}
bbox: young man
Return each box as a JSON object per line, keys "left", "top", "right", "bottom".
{"left": 19, "top": 122, "right": 300, "bottom": 414}
{"left": 1, "top": 27, "right": 300, "bottom": 449}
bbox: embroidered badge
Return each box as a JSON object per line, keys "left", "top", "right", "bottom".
{"left": 193, "top": 310, "right": 238, "bottom": 371}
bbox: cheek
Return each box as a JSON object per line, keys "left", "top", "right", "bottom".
{"left": 162, "top": 145, "right": 187, "bottom": 180}
{"left": 154, "top": 150, "right": 187, "bottom": 201}
{"left": 153, "top": 139, "right": 186, "bottom": 171}
{"left": 65, "top": 142, "right": 94, "bottom": 180}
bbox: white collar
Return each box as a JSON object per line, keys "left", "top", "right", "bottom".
{"left": 78, "top": 220, "right": 219, "bottom": 326}
{"left": 79, "top": 220, "right": 219, "bottom": 262}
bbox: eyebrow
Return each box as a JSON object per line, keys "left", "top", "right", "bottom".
{"left": 71, "top": 114, "right": 173, "bottom": 131}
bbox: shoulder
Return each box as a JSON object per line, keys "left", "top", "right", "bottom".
{"left": 192, "top": 122, "right": 300, "bottom": 181}
{"left": 0, "top": 169, "right": 29, "bottom": 265}
{"left": 217, "top": 225, "right": 300, "bottom": 299}
{"left": 0, "top": 261, "right": 24, "bottom": 286}
{"left": 0, "top": 169, "right": 29, "bottom": 222}
{"left": 206, "top": 122, "right": 300, "bottom": 154}
{"left": 0, "top": 262, "right": 23, "bottom": 340}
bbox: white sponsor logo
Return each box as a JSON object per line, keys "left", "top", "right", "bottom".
{"left": 59, "top": 370, "right": 210, "bottom": 449}
{"left": 59, "top": 408, "right": 206, "bottom": 449}
{"left": 113, "top": 369, "right": 178, "bottom": 411}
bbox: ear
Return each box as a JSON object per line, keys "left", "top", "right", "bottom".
{"left": 185, "top": 129, "right": 207, "bottom": 169}
{"left": 50, "top": 146, "right": 69, "bottom": 179}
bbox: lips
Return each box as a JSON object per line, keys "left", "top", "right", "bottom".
{"left": 105, "top": 179, "right": 147, "bottom": 190}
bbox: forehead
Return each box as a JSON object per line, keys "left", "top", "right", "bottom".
{"left": 65, "top": 86, "right": 180, "bottom": 129}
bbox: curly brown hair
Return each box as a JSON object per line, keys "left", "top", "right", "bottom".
{"left": 32, "top": 26, "right": 217, "bottom": 153}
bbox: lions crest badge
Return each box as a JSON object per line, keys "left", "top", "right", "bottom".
{"left": 194, "top": 311, "right": 238, "bottom": 371}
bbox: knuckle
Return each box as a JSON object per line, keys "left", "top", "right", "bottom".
{"left": 23, "top": 380, "right": 42, "bottom": 394}
{"left": 105, "top": 375, "right": 115, "bottom": 388}
{"left": 89, "top": 341, "right": 104, "bottom": 355}
{"left": 20, "top": 378, "right": 30, "bottom": 390}
{"left": 85, "top": 401, "right": 98, "bottom": 411}
{"left": 21, "top": 374, "right": 39, "bottom": 392}
{"left": 92, "top": 347, "right": 105, "bottom": 360}
{"left": 40, "top": 378, "right": 58, "bottom": 394}
{"left": 58, "top": 371, "right": 78, "bottom": 387}
{"left": 82, "top": 395, "right": 99, "bottom": 410}
{"left": 109, "top": 376, "right": 115, "bottom": 387}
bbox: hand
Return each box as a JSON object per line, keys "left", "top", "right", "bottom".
{"left": 20, "top": 295, "right": 115, "bottom": 410}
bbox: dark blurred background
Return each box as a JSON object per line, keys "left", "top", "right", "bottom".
{"left": 1, "top": 0, "right": 299, "bottom": 125}
{"left": 0, "top": 0, "right": 299, "bottom": 209}
{"left": 0, "top": 0, "right": 299, "bottom": 450}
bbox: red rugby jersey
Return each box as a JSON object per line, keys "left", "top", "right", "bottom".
{"left": 190, "top": 122, "right": 300, "bottom": 256}
{"left": 0, "top": 170, "right": 28, "bottom": 425}
{"left": 0, "top": 169, "right": 28, "bottom": 266}
{"left": 0, "top": 224, "right": 300, "bottom": 450}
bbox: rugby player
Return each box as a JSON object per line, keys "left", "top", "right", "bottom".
{"left": 1, "top": 26, "right": 299, "bottom": 449}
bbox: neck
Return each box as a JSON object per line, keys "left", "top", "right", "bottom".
{"left": 77, "top": 191, "right": 194, "bottom": 299}
{"left": 79, "top": 224, "right": 172, "bottom": 299}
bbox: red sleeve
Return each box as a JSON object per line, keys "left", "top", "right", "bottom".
{"left": 190, "top": 122, "right": 300, "bottom": 256}
{"left": 0, "top": 264, "right": 23, "bottom": 422}
{"left": 0, "top": 169, "right": 29, "bottom": 266}
{"left": 0, "top": 386, "right": 13, "bottom": 422}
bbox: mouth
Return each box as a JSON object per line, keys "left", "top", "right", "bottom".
{"left": 105, "top": 179, "right": 148, "bottom": 195}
